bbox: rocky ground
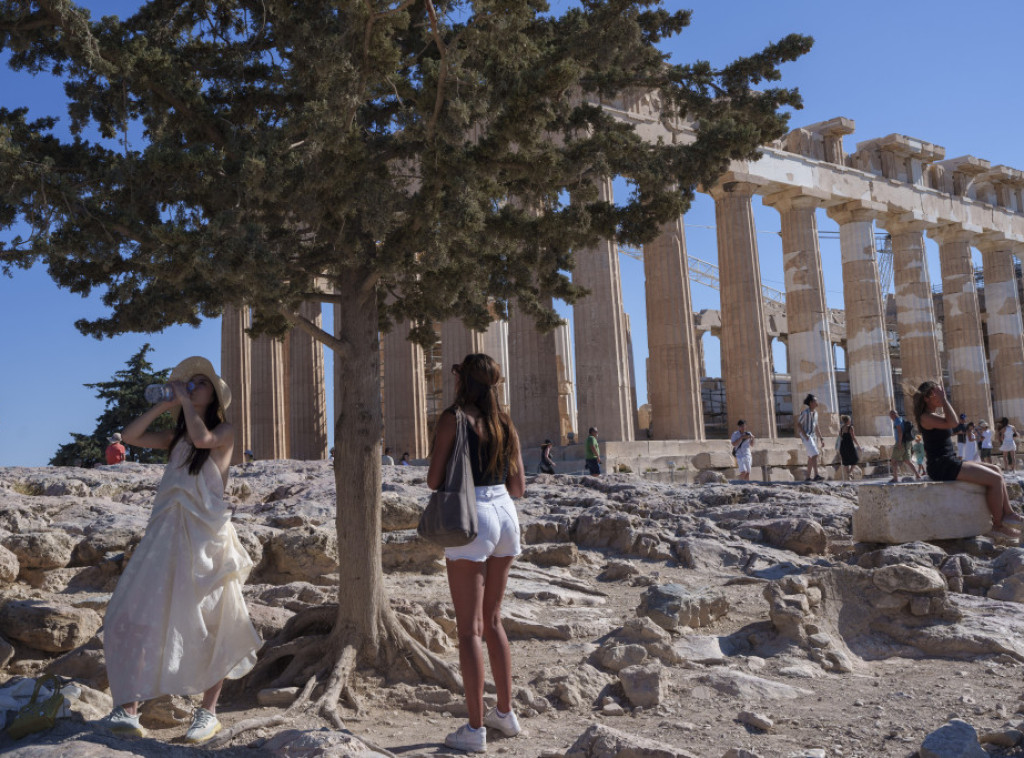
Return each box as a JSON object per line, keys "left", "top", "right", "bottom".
{"left": 1, "top": 461, "right": 1024, "bottom": 757}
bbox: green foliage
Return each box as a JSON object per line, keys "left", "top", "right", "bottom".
{"left": 0, "top": 1, "right": 811, "bottom": 345}
{"left": 49, "top": 344, "right": 172, "bottom": 466}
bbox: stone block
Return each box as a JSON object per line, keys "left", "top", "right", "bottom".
{"left": 751, "top": 449, "right": 790, "bottom": 467}
{"left": 692, "top": 452, "right": 735, "bottom": 470}
{"left": 853, "top": 481, "right": 992, "bottom": 544}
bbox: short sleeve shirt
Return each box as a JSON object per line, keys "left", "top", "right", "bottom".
{"left": 105, "top": 443, "right": 126, "bottom": 464}
{"left": 798, "top": 409, "right": 817, "bottom": 438}
{"left": 731, "top": 430, "right": 751, "bottom": 456}
{"left": 586, "top": 435, "right": 600, "bottom": 460}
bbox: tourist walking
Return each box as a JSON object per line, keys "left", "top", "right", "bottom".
{"left": 104, "top": 432, "right": 126, "bottom": 465}
{"left": 797, "top": 394, "right": 825, "bottom": 482}
{"left": 998, "top": 417, "right": 1018, "bottom": 472}
{"left": 100, "top": 357, "right": 260, "bottom": 743}
{"left": 836, "top": 414, "right": 860, "bottom": 481}
{"left": 888, "top": 409, "right": 919, "bottom": 483}
{"left": 427, "top": 354, "right": 526, "bottom": 753}
{"left": 914, "top": 382, "right": 1021, "bottom": 541}
{"left": 538, "top": 439, "right": 556, "bottom": 475}
{"left": 979, "top": 421, "right": 994, "bottom": 463}
{"left": 911, "top": 434, "right": 926, "bottom": 477}
{"left": 730, "top": 420, "right": 754, "bottom": 481}
{"left": 585, "top": 427, "right": 602, "bottom": 476}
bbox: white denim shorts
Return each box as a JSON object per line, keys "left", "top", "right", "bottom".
{"left": 444, "top": 484, "right": 521, "bottom": 563}
{"left": 802, "top": 437, "right": 820, "bottom": 458}
{"left": 736, "top": 453, "right": 752, "bottom": 474}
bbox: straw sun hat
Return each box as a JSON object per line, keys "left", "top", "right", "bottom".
{"left": 168, "top": 356, "right": 232, "bottom": 411}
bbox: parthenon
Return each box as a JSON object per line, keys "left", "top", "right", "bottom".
{"left": 221, "top": 96, "right": 1024, "bottom": 467}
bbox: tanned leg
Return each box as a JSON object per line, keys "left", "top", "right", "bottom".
{"left": 446, "top": 559, "right": 486, "bottom": 729}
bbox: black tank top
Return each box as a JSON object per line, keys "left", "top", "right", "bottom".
{"left": 465, "top": 417, "right": 508, "bottom": 487}
{"left": 921, "top": 423, "right": 957, "bottom": 462}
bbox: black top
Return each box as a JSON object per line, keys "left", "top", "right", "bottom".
{"left": 954, "top": 423, "right": 967, "bottom": 443}
{"left": 465, "top": 417, "right": 508, "bottom": 487}
{"left": 922, "top": 423, "right": 957, "bottom": 461}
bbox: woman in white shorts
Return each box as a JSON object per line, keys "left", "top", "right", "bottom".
{"left": 998, "top": 417, "right": 1018, "bottom": 472}
{"left": 427, "top": 354, "right": 526, "bottom": 753}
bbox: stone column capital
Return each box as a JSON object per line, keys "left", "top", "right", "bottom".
{"left": 926, "top": 223, "right": 978, "bottom": 245}
{"left": 878, "top": 213, "right": 936, "bottom": 235}
{"left": 761, "top": 186, "right": 830, "bottom": 212}
{"left": 707, "top": 179, "right": 765, "bottom": 200}
{"left": 974, "top": 232, "right": 1023, "bottom": 255}
{"left": 825, "top": 200, "right": 887, "bottom": 225}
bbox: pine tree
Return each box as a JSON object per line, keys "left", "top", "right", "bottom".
{"left": 1, "top": 0, "right": 811, "bottom": 732}
{"left": 50, "top": 344, "right": 171, "bottom": 466}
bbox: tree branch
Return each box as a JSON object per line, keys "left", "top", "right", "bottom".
{"left": 277, "top": 304, "right": 350, "bottom": 358}
{"left": 423, "top": 0, "right": 449, "bottom": 138}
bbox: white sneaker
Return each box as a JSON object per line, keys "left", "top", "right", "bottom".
{"left": 100, "top": 705, "right": 146, "bottom": 737}
{"left": 483, "top": 706, "right": 522, "bottom": 736}
{"left": 184, "top": 707, "right": 221, "bottom": 744}
{"left": 444, "top": 723, "right": 487, "bottom": 752}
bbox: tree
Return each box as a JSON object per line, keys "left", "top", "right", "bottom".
{"left": 50, "top": 343, "right": 172, "bottom": 466}
{"left": 1, "top": 0, "right": 811, "bottom": 735}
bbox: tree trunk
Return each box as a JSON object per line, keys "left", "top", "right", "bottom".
{"left": 331, "top": 274, "right": 384, "bottom": 658}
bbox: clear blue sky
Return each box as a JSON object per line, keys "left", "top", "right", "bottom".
{"left": 3, "top": 0, "right": 1023, "bottom": 466}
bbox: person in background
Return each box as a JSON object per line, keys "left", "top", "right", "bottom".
{"left": 382, "top": 446, "right": 395, "bottom": 465}
{"left": 797, "top": 394, "right": 825, "bottom": 482}
{"left": 915, "top": 382, "right": 1021, "bottom": 541}
{"left": 979, "top": 421, "right": 993, "bottom": 463}
{"left": 953, "top": 413, "right": 969, "bottom": 459}
{"left": 911, "top": 434, "right": 926, "bottom": 477}
{"left": 428, "top": 354, "right": 525, "bottom": 753}
{"left": 888, "top": 409, "right": 919, "bottom": 483}
{"left": 730, "top": 420, "right": 754, "bottom": 482}
{"left": 99, "top": 357, "right": 259, "bottom": 744}
{"left": 836, "top": 414, "right": 860, "bottom": 481}
{"left": 400, "top": 451, "right": 411, "bottom": 466}
{"left": 964, "top": 422, "right": 979, "bottom": 462}
{"left": 998, "top": 417, "right": 1018, "bottom": 472}
{"left": 105, "top": 433, "right": 127, "bottom": 465}
{"left": 538, "top": 440, "right": 556, "bottom": 475}
{"left": 584, "top": 427, "right": 602, "bottom": 476}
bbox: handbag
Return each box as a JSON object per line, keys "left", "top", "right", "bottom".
{"left": 417, "top": 406, "right": 478, "bottom": 547}
{"left": 6, "top": 675, "right": 65, "bottom": 739}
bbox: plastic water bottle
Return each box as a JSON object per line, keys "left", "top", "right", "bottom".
{"left": 144, "top": 384, "right": 174, "bottom": 404}
{"left": 144, "top": 382, "right": 194, "bottom": 404}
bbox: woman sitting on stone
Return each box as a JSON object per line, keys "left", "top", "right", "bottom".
{"left": 914, "top": 381, "right": 1021, "bottom": 541}
{"left": 100, "top": 357, "right": 260, "bottom": 743}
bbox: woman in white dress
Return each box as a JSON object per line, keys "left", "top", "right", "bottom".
{"left": 998, "top": 417, "right": 1018, "bottom": 472}
{"left": 100, "top": 356, "right": 260, "bottom": 743}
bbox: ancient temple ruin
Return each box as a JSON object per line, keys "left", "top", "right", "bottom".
{"left": 221, "top": 99, "right": 1024, "bottom": 468}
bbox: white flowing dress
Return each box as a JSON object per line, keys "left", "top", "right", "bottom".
{"left": 104, "top": 443, "right": 260, "bottom": 706}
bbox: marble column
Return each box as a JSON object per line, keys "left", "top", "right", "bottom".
{"left": 881, "top": 217, "right": 942, "bottom": 412}
{"left": 709, "top": 181, "right": 777, "bottom": 439}
{"left": 382, "top": 321, "right": 429, "bottom": 459}
{"left": 440, "top": 319, "right": 486, "bottom": 409}
{"left": 288, "top": 301, "right": 329, "bottom": 459}
{"left": 930, "top": 225, "right": 993, "bottom": 423}
{"left": 221, "top": 306, "right": 252, "bottom": 465}
{"left": 764, "top": 189, "right": 839, "bottom": 435}
{"left": 554, "top": 322, "right": 578, "bottom": 443}
{"left": 508, "top": 301, "right": 561, "bottom": 449}
{"left": 826, "top": 202, "right": 895, "bottom": 436}
{"left": 977, "top": 238, "right": 1024, "bottom": 427}
{"left": 643, "top": 214, "right": 704, "bottom": 440}
{"left": 250, "top": 334, "right": 288, "bottom": 459}
{"left": 572, "top": 177, "right": 635, "bottom": 442}
{"left": 479, "top": 319, "right": 510, "bottom": 409}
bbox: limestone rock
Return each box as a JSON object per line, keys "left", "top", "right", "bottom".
{"left": 618, "top": 661, "right": 662, "bottom": 707}
{"left": 258, "top": 686, "right": 300, "bottom": 707}
{"left": 381, "top": 494, "right": 423, "bottom": 532}
{"left": 0, "top": 599, "right": 101, "bottom": 653}
{"left": 45, "top": 634, "right": 108, "bottom": 690}
{"left": 0, "top": 543, "right": 19, "bottom": 583}
{"left": 871, "top": 564, "right": 947, "bottom": 594}
{"left": 263, "top": 525, "right": 338, "bottom": 583}
{"left": 530, "top": 663, "right": 611, "bottom": 710}
{"left": 565, "top": 723, "right": 699, "bottom": 758}
{"left": 2, "top": 531, "right": 76, "bottom": 570}
{"left": 593, "top": 642, "right": 648, "bottom": 673}
{"left": 382, "top": 529, "right": 444, "bottom": 573}
{"left": 737, "top": 710, "right": 774, "bottom": 731}
{"left": 637, "top": 583, "right": 729, "bottom": 631}
{"left": 694, "top": 670, "right": 812, "bottom": 700}
{"left": 757, "top": 518, "right": 827, "bottom": 556}
{"left": 695, "top": 470, "right": 728, "bottom": 485}
{"left": 988, "top": 574, "right": 1024, "bottom": 604}
{"left": 521, "top": 542, "right": 579, "bottom": 567}
{"left": 140, "top": 693, "right": 195, "bottom": 728}
{"left": 919, "top": 718, "right": 987, "bottom": 757}
{"left": 262, "top": 728, "right": 391, "bottom": 756}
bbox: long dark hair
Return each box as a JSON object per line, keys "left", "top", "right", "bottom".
{"left": 169, "top": 391, "right": 224, "bottom": 476}
{"left": 912, "top": 381, "right": 939, "bottom": 428}
{"left": 451, "top": 353, "right": 519, "bottom": 478}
